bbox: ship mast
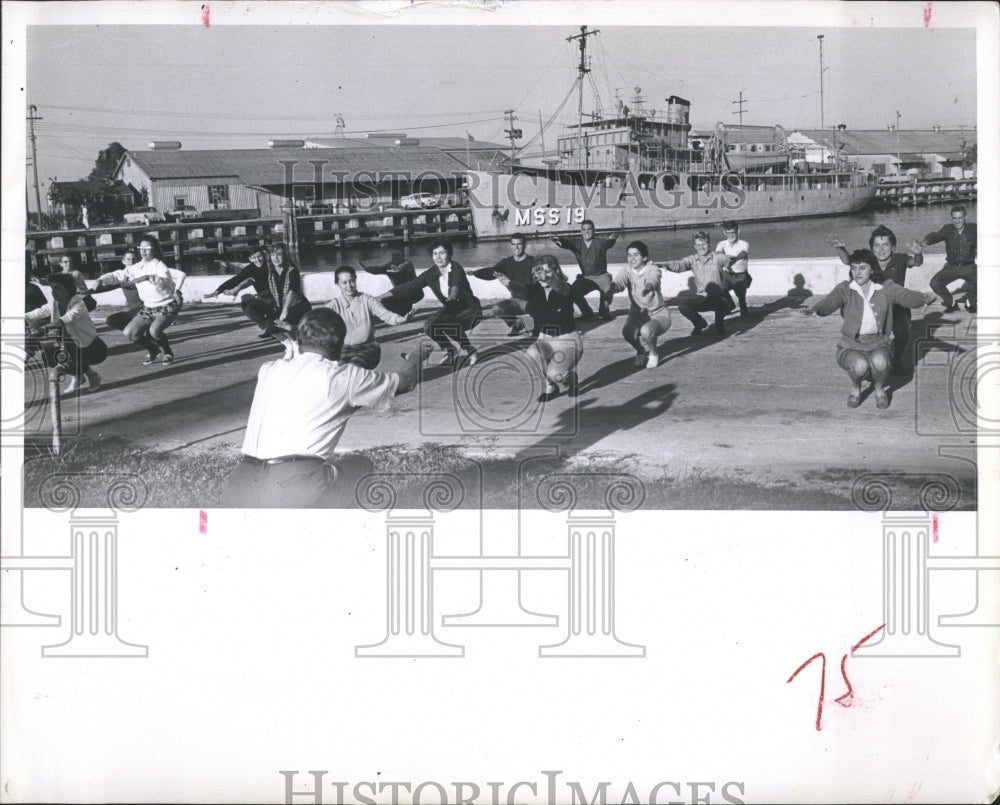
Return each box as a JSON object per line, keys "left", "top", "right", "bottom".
{"left": 567, "top": 25, "right": 599, "bottom": 172}
{"left": 817, "top": 34, "right": 825, "bottom": 163}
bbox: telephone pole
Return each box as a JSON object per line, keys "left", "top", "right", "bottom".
{"left": 28, "top": 105, "right": 43, "bottom": 223}
{"left": 504, "top": 109, "right": 521, "bottom": 166}
{"left": 567, "top": 25, "right": 599, "bottom": 169}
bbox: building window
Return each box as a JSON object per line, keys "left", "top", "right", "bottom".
{"left": 174, "top": 196, "right": 187, "bottom": 209}
{"left": 208, "top": 185, "right": 230, "bottom": 210}
{"left": 293, "top": 185, "right": 316, "bottom": 207}
{"left": 873, "top": 163, "right": 886, "bottom": 176}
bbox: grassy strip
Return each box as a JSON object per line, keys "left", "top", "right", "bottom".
{"left": 22, "top": 440, "right": 975, "bottom": 511}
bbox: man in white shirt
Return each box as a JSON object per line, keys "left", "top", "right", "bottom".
{"left": 221, "top": 307, "right": 424, "bottom": 508}
{"left": 716, "top": 221, "right": 751, "bottom": 318}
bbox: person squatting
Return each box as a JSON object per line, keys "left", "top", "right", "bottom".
{"left": 33, "top": 209, "right": 974, "bottom": 505}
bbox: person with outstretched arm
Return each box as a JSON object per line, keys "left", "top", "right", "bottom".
{"left": 828, "top": 225, "right": 924, "bottom": 373}
{"left": 469, "top": 233, "right": 537, "bottom": 336}
{"left": 550, "top": 219, "right": 621, "bottom": 320}
{"left": 221, "top": 308, "right": 427, "bottom": 508}
{"left": 920, "top": 204, "right": 977, "bottom": 313}
{"left": 803, "top": 249, "right": 935, "bottom": 410}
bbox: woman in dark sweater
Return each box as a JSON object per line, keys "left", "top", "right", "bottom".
{"left": 805, "top": 249, "right": 934, "bottom": 409}
{"left": 408, "top": 239, "right": 482, "bottom": 367}
{"left": 525, "top": 254, "right": 582, "bottom": 402}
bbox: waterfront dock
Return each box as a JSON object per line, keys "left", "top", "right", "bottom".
{"left": 25, "top": 206, "right": 476, "bottom": 271}
{"left": 873, "top": 177, "right": 977, "bottom": 208}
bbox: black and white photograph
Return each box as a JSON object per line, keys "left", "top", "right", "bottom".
{"left": 2, "top": 1, "right": 998, "bottom": 803}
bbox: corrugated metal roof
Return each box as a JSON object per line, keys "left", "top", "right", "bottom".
{"left": 794, "top": 129, "right": 973, "bottom": 155}
{"left": 126, "top": 146, "right": 470, "bottom": 185}
{"left": 305, "top": 136, "right": 508, "bottom": 151}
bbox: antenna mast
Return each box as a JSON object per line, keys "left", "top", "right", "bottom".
{"left": 567, "top": 25, "right": 599, "bottom": 170}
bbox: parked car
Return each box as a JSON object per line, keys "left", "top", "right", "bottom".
{"left": 123, "top": 206, "right": 167, "bottom": 225}
{"left": 166, "top": 205, "right": 200, "bottom": 221}
{"left": 399, "top": 192, "right": 441, "bottom": 210}
{"left": 306, "top": 203, "right": 334, "bottom": 215}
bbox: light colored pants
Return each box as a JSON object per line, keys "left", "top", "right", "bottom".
{"left": 528, "top": 330, "right": 583, "bottom": 385}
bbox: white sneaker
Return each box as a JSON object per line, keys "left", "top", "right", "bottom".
{"left": 646, "top": 353, "right": 659, "bottom": 369}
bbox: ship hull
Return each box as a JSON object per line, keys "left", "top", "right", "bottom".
{"left": 467, "top": 170, "right": 877, "bottom": 241}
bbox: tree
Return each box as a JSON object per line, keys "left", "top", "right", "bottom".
{"left": 87, "top": 142, "right": 127, "bottom": 186}
{"left": 962, "top": 142, "right": 977, "bottom": 171}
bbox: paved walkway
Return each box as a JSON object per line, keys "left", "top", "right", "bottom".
{"left": 22, "top": 290, "right": 979, "bottom": 500}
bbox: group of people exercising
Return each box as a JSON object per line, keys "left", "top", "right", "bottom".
{"left": 24, "top": 206, "right": 977, "bottom": 506}
{"left": 27, "top": 205, "right": 977, "bottom": 411}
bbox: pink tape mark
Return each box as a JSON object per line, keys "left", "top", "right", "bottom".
{"left": 923, "top": 2, "right": 932, "bottom": 27}
{"left": 202, "top": 3, "right": 211, "bottom": 27}
{"left": 199, "top": 510, "right": 208, "bottom": 535}
{"left": 932, "top": 513, "right": 939, "bottom": 543}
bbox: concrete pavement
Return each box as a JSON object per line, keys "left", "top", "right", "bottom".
{"left": 21, "top": 283, "right": 979, "bottom": 507}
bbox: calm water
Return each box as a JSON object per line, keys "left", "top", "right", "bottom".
{"left": 178, "top": 202, "right": 975, "bottom": 275}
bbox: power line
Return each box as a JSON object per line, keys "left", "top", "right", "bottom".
{"left": 33, "top": 116, "right": 508, "bottom": 140}
{"left": 38, "top": 102, "right": 511, "bottom": 122}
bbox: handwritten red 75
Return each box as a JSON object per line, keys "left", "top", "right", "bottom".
{"left": 787, "top": 624, "right": 885, "bottom": 731}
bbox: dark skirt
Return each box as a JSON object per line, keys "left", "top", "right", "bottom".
{"left": 339, "top": 341, "right": 382, "bottom": 370}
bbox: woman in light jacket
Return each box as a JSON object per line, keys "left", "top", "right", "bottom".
{"left": 90, "top": 236, "right": 186, "bottom": 365}
{"left": 805, "top": 249, "right": 933, "bottom": 409}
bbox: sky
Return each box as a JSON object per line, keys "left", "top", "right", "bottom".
{"left": 13, "top": 3, "right": 984, "bottom": 212}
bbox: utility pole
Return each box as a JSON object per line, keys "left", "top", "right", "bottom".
{"left": 504, "top": 109, "right": 521, "bottom": 167}
{"left": 732, "top": 91, "right": 747, "bottom": 140}
{"left": 895, "top": 110, "right": 902, "bottom": 178}
{"left": 567, "top": 25, "right": 599, "bottom": 170}
{"left": 28, "top": 105, "right": 43, "bottom": 225}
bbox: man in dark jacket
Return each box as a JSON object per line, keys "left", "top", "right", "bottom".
{"left": 921, "top": 205, "right": 977, "bottom": 313}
